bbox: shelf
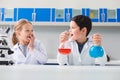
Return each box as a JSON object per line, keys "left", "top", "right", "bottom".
{"left": 0, "top": 22, "right": 120, "bottom": 27}
{"left": 0, "top": 22, "right": 69, "bottom": 26}
{"left": 92, "top": 22, "right": 120, "bottom": 27}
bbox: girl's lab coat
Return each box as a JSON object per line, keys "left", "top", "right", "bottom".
{"left": 12, "top": 40, "right": 48, "bottom": 64}
{"left": 57, "top": 38, "right": 107, "bottom": 66}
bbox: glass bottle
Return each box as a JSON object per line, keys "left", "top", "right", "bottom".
{"left": 89, "top": 45, "right": 104, "bottom": 58}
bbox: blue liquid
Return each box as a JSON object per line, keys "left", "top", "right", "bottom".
{"left": 89, "top": 45, "right": 104, "bottom": 58}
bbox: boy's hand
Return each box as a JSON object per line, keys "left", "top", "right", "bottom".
{"left": 92, "top": 33, "right": 102, "bottom": 46}
{"left": 59, "top": 31, "right": 69, "bottom": 44}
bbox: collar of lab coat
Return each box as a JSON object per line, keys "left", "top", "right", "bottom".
{"left": 13, "top": 43, "right": 20, "bottom": 49}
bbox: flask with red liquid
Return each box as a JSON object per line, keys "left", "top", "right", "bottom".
{"left": 58, "top": 41, "right": 71, "bottom": 55}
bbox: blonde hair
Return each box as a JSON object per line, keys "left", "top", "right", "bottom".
{"left": 12, "top": 19, "right": 32, "bottom": 45}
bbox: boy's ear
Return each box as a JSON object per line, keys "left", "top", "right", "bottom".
{"left": 81, "top": 27, "right": 87, "bottom": 33}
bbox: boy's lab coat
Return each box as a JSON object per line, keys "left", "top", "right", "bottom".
{"left": 57, "top": 38, "right": 107, "bottom": 66}
{"left": 12, "top": 40, "right": 48, "bottom": 64}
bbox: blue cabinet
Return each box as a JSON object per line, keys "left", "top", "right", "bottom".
{"left": 85, "top": 8, "right": 99, "bottom": 22}
{"left": 83, "top": 8, "right": 119, "bottom": 22}
{"left": 35, "top": 8, "right": 51, "bottom": 22}
{"left": 52, "top": 8, "right": 65, "bottom": 22}
{"left": 0, "top": 8, "right": 120, "bottom": 23}
{"left": 18, "top": 8, "right": 51, "bottom": 22}
{"left": 84, "top": 8, "right": 107, "bottom": 22}
{"left": 107, "top": 9, "right": 117, "bottom": 22}
{"left": 18, "top": 8, "right": 34, "bottom": 21}
{"left": 0, "top": 8, "right": 17, "bottom": 21}
{"left": 52, "top": 8, "right": 72, "bottom": 22}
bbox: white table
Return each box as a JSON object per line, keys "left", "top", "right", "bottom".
{"left": 47, "top": 59, "right": 120, "bottom": 66}
{"left": 0, "top": 64, "right": 120, "bottom": 80}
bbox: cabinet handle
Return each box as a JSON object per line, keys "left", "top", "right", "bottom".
{"left": 32, "top": 13, "right": 36, "bottom": 22}
{"left": 101, "top": 13, "right": 105, "bottom": 22}
{"left": 66, "top": 13, "right": 70, "bottom": 22}
{"left": 0, "top": 12, "right": 2, "bottom": 21}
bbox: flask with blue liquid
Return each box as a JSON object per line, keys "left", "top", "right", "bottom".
{"left": 89, "top": 45, "right": 104, "bottom": 58}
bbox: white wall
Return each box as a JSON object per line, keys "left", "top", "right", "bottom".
{"left": 0, "top": 0, "right": 120, "bottom": 60}
{"left": 0, "top": 0, "right": 120, "bottom": 9}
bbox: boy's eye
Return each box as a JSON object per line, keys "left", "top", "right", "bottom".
{"left": 72, "top": 27, "right": 74, "bottom": 29}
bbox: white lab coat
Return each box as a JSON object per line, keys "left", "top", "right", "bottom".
{"left": 12, "top": 40, "right": 48, "bottom": 65}
{"left": 57, "top": 38, "right": 107, "bottom": 66}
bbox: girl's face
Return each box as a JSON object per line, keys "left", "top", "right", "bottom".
{"left": 69, "top": 21, "right": 86, "bottom": 42}
{"left": 17, "top": 23, "right": 34, "bottom": 45}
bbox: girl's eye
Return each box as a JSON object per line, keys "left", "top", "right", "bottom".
{"left": 26, "top": 30, "right": 29, "bottom": 32}
{"left": 26, "top": 30, "right": 33, "bottom": 32}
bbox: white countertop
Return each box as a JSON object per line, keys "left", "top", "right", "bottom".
{"left": 0, "top": 60, "right": 120, "bottom": 80}
{"left": 0, "top": 65, "right": 120, "bottom": 80}
{"left": 47, "top": 59, "right": 120, "bottom": 66}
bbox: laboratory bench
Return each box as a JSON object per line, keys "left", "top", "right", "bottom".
{"left": 0, "top": 59, "right": 120, "bottom": 80}
{"left": 46, "top": 59, "right": 120, "bottom": 66}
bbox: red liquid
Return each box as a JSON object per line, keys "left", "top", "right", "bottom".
{"left": 58, "top": 48, "right": 71, "bottom": 55}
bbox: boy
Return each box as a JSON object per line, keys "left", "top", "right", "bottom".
{"left": 57, "top": 15, "right": 107, "bottom": 66}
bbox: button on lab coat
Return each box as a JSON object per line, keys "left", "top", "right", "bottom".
{"left": 12, "top": 40, "right": 48, "bottom": 65}
{"left": 57, "top": 38, "right": 107, "bottom": 66}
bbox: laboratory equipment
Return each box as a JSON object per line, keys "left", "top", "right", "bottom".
{"left": 89, "top": 45, "right": 104, "bottom": 58}
{"left": 0, "top": 26, "right": 14, "bottom": 65}
{"left": 58, "top": 41, "right": 71, "bottom": 55}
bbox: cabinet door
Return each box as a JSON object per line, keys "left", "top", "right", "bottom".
{"left": 99, "top": 8, "right": 107, "bottom": 22}
{"left": 65, "top": 8, "right": 72, "bottom": 22}
{"left": 18, "top": 8, "right": 34, "bottom": 21}
{"left": 107, "top": 9, "right": 116, "bottom": 22}
{"left": 35, "top": 8, "right": 51, "bottom": 22}
{"left": 0, "top": 8, "right": 4, "bottom": 21}
{"left": 117, "top": 8, "right": 120, "bottom": 22}
{"left": 88, "top": 9, "right": 99, "bottom": 22}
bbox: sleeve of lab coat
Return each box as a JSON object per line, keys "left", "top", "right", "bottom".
{"left": 29, "top": 41, "right": 48, "bottom": 64}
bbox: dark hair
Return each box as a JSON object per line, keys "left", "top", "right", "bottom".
{"left": 71, "top": 15, "right": 92, "bottom": 36}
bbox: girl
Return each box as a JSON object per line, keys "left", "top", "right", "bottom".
{"left": 12, "top": 19, "right": 48, "bottom": 64}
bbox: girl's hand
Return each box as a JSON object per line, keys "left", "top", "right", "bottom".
{"left": 92, "top": 33, "right": 102, "bottom": 46}
{"left": 28, "top": 34, "right": 35, "bottom": 51}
